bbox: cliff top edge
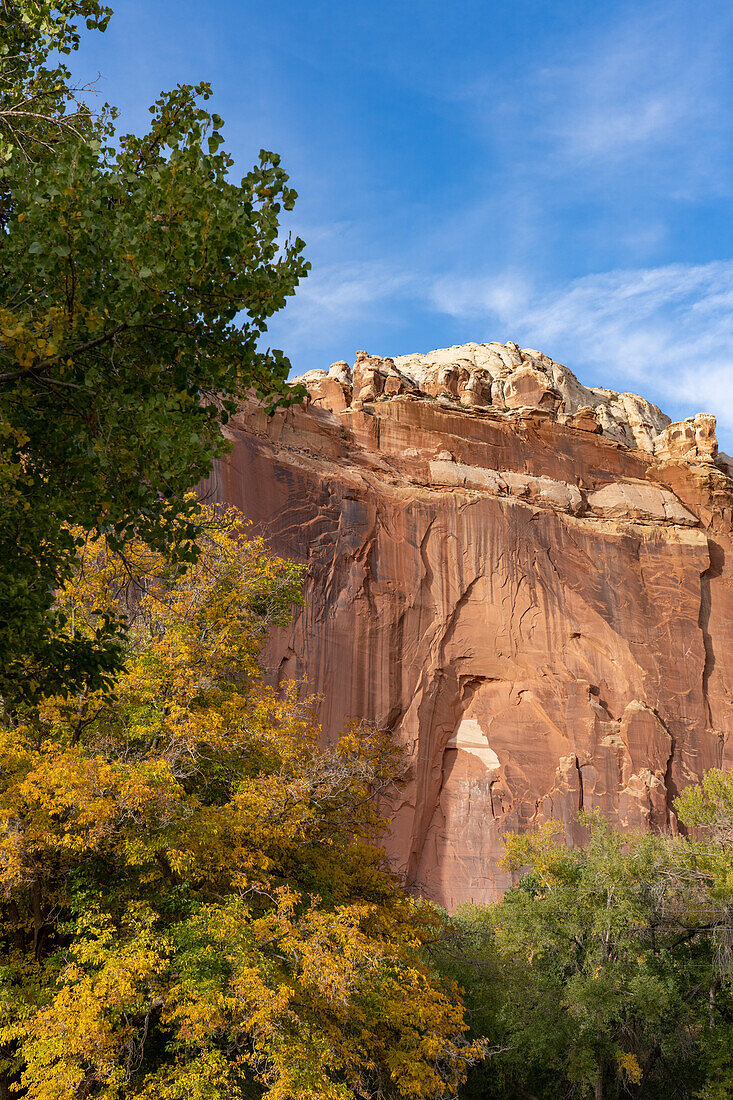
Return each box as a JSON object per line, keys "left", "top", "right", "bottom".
{"left": 291, "top": 341, "right": 721, "bottom": 466}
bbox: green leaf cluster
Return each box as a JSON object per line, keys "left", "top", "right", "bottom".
{"left": 434, "top": 810, "right": 733, "bottom": 1100}
{"left": 0, "top": 2, "right": 309, "bottom": 703}
{"left": 1, "top": 0, "right": 112, "bottom": 174}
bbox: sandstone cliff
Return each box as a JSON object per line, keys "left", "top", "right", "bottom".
{"left": 202, "top": 342, "right": 733, "bottom": 909}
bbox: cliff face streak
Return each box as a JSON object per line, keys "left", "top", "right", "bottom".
{"left": 202, "top": 342, "right": 733, "bottom": 909}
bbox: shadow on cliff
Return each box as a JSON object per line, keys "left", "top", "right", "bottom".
{"left": 700, "top": 539, "right": 725, "bottom": 736}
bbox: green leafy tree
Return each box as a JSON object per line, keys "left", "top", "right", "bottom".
{"left": 0, "top": 0, "right": 112, "bottom": 174}
{"left": 674, "top": 772, "right": 733, "bottom": 1099}
{"left": 0, "top": 1, "right": 309, "bottom": 704}
{"left": 434, "top": 816, "right": 729, "bottom": 1100}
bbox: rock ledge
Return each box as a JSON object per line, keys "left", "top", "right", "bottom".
{"left": 293, "top": 341, "right": 724, "bottom": 469}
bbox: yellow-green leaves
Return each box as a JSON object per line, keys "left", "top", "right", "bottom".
{"left": 0, "top": 505, "right": 475, "bottom": 1099}
{"left": 436, "top": 811, "right": 733, "bottom": 1100}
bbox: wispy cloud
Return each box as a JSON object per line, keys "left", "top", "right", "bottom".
{"left": 266, "top": 260, "right": 416, "bottom": 353}
{"left": 541, "top": 11, "right": 722, "bottom": 169}
{"left": 430, "top": 260, "right": 733, "bottom": 440}
{"left": 452, "top": 1, "right": 732, "bottom": 216}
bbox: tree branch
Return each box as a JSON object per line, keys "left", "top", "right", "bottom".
{"left": 0, "top": 321, "right": 128, "bottom": 384}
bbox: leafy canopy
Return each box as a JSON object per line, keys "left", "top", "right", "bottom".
{"left": 0, "top": 505, "right": 478, "bottom": 1100}
{"left": 0, "top": 0, "right": 309, "bottom": 704}
{"left": 433, "top": 813, "right": 733, "bottom": 1100}
{"left": 1, "top": 0, "right": 112, "bottom": 172}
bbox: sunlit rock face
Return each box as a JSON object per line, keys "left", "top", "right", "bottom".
{"left": 201, "top": 342, "right": 733, "bottom": 910}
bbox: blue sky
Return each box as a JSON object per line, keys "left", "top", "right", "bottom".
{"left": 73, "top": 0, "right": 733, "bottom": 447}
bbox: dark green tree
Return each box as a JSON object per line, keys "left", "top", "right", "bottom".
{"left": 674, "top": 771, "right": 733, "bottom": 1099}
{"left": 433, "top": 815, "right": 730, "bottom": 1100}
{"left": 0, "top": 0, "right": 309, "bottom": 704}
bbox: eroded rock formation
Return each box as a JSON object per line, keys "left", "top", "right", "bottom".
{"left": 201, "top": 342, "right": 733, "bottom": 909}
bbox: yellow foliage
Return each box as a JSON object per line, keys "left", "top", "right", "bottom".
{"left": 615, "top": 1049, "right": 643, "bottom": 1085}
{"left": 501, "top": 820, "right": 568, "bottom": 887}
{"left": 0, "top": 504, "right": 477, "bottom": 1098}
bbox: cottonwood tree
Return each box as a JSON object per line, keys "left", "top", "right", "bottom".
{"left": 0, "top": 0, "right": 111, "bottom": 168}
{"left": 674, "top": 772, "right": 733, "bottom": 1099}
{"left": 0, "top": 0, "right": 309, "bottom": 704}
{"left": 434, "top": 815, "right": 732, "bottom": 1100}
{"left": 0, "top": 505, "right": 479, "bottom": 1099}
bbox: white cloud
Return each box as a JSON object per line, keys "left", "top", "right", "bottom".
{"left": 453, "top": 3, "right": 732, "bottom": 203}
{"left": 541, "top": 15, "right": 717, "bottom": 167}
{"left": 430, "top": 260, "right": 733, "bottom": 442}
{"left": 265, "top": 260, "right": 416, "bottom": 353}
{"left": 429, "top": 272, "right": 531, "bottom": 322}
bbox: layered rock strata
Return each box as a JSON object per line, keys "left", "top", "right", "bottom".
{"left": 201, "top": 342, "right": 733, "bottom": 909}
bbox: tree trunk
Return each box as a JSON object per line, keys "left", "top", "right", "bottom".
{"left": 594, "top": 1061, "right": 604, "bottom": 1100}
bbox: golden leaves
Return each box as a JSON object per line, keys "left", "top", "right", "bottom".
{"left": 0, "top": 504, "right": 474, "bottom": 1098}
{"left": 616, "top": 1049, "right": 643, "bottom": 1085}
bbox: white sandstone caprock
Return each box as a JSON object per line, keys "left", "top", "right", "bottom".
{"left": 292, "top": 341, "right": 721, "bottom": 463}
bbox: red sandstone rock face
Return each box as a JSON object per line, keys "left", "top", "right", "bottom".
{"left": 201, "top": 344, "right": 733, "bottom": 910}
